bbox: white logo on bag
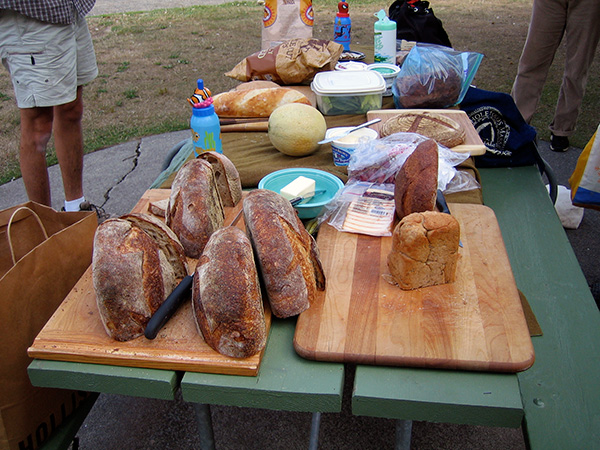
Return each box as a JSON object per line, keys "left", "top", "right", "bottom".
{"left": 469, "top": 106, "right": 511, "bottom": 156}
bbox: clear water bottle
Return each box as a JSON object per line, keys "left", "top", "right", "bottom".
{"left": 374, "top": 9, "right": 396, "bottom": 64}
{"left": 334, "top": 0, "right": 351, "bottom": 51}
{"left": 189, "top": 79, "right": 222, "bottom": 155}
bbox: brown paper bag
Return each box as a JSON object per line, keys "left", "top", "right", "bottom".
{"left": 0, "top": 202, "right": 97, "bottom": 450}
{"left": 262, "top": 0, "right": 313, "bottom": 50}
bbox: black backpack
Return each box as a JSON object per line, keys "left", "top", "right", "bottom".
{"left": 389, "top": 0, "right": 452, "bottom": 48}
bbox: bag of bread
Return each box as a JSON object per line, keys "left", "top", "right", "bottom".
{"left": 392, "top": 43, "right": 482, "bottom": 109}
{"left": 225, "top": 38, "right": 343, "bottom": 85}
{"left": 262, "top": 0, "right": 313, "bottom": 50}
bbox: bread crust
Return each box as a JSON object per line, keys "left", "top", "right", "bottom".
{"left": 197, "top": 152, "right": 242, "bottom": 207}
{"left": 166, "top": 159, "right": 225, "bottom": 258}
{"left": 380, "top": 111, "right": 466, "bottom": 148}
{"left": 243, "top": 189, "right": 325, "bottom": 318}
{"left": 212, "top": 88, "right": 311, "bottom": 118}
{"left": 387, "top": 211, "right": 460, "bottom": 290}
{"left": 192, "top": 226, "right": 267, "bottom": 358}
{"left": 394, "top": 139, "right": 439, "bottom": 219}
{"left": 92, "top": 214, "right": 188, "bottom": 341}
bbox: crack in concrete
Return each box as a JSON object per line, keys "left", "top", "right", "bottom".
{"left": 100, "top": 139, "right": 142, "bottom": 208}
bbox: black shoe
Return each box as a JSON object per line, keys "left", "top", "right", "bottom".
{"left": 550, "top": 133, "right": 569, "bottom": 152}
{"left": 79, "top": 201, "right": 111, "bottom": 223}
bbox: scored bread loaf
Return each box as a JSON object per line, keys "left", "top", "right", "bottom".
{"left": 387, "top": 211, "right": 460, "bottom": 290}
{"left": 92, "top": 213, "right": 188, "bottom": 341}
{"left": 243, "top": 189, "right": 325, "bottom": 318}
{"left": 166, "top": 158, "right": 225, "bottom": 258}
{"left": 380, "top": 111, "right": 466, "bottom": 148}
{"left": 192, "top": 226, "right": 267, "bottom": 358}
{"left": 212, "top": 87, "right": 311, "bottom": 118}
{"left": 394, "top": 138, "right": 438, "bottom": 220}
{"left": 197, "top": 152, "right": 242, "bottom": 207}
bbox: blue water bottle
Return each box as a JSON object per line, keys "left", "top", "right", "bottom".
{"left": 189, "top": 79, "right": 222, "bottom": 155}
{"left": 333, "top": 0, "right": 351, "bottom": 51}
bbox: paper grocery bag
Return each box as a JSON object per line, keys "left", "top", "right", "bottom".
{"left": 0, "top": 202, "right": 97, "bottom": 450}
{"left": 262, "top": 0, "right": 313, "bottom": 50}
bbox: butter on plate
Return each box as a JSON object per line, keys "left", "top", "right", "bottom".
{"left": 280, "top": 176, "right": 316, "bottom": 203}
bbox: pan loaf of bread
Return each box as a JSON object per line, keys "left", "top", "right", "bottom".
{"left": 192, "top": 226, "right": 267, "bottom": 358}
{"left": 394, "top": 138, "right": 439, "bottom": 219}
{"left": 92, "top": 213, "right": 188, "bottom": 341}
{"left": 212, "top": 87, "right": 311, "bottom": 118}
{"left": 197, "top": 152, "right": 242, "bottom": 207}
{"left": 387, "top": 211, "right": 460, "bottom": 290}
{"left": 380, "top": 111, "right": 466, "bottom": 148}
{"left": 243, "top": 189, "right": 325, "bottom": 318}
{"left": 166, "top": 159, "right": 225, "bottom": 258}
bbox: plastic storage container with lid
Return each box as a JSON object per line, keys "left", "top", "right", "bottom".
{"left": 311, "top": 70, "right": 386, "bottom": 115}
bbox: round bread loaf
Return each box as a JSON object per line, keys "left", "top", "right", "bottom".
{"left": 193, "top": 226, "right": 267, "bottom": 358}
{"left": 166, "top": 158, "right": 225, "bottom": 258}
{"left": 380, "top": 111, "right": 466, "bottom": 148}
{"left": 394, "top": 138, "right": 439, "bottom": 220}
{"left": 197, "top": 152, "right": 242, "bottom": 207}
{"left": 92, "top": 213, "right": 188, "bottom": 341}
{"left": 395, "top": 66, "right": 462, "bottom": 109}
{"left": 387, "top": 211, "right": 460, "bottom": 290}
{"left": 243, "top": 189, "right": 325, "bottom": 318}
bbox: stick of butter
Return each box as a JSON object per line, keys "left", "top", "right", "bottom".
{"left": 279, "top": 176, "right": 316, "bottom": 202}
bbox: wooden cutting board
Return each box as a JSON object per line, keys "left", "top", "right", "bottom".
{"left": 366, "top": 109, "right": 487, "bottom": 156}
{"left": 294, "top": 203, "right": 535, "bottom": 373}
{"left": 28, "top": 189, "right": 271, "bottom": 376}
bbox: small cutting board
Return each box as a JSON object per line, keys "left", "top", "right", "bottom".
{"left": 294, "top": 203, "right": 535, "bottom": 373}
{"left": 28, "top": 189, "right": 270, "bottom": 376}
{"left": 366, "top": 109, "right": 487, "bottom": 156}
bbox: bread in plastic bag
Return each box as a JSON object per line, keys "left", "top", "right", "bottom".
{"left": 392, "top": 43, "right": 483, "bottom": 109}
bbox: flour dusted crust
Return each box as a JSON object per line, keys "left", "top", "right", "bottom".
{"left": 192, "top": 226, "right": 267, "bottom": 358}
{"left": 380, "top": 111, "right": 466, "bottom": 148}
{"left": 387, "top": 211, "right": 460, "bottom": 290}
{"left": 197, "top": 152, "right": 242, "bottom": 207}
{"left": 166, "top": 159, "right": 225, "bottom": 258}
{"left": 243, "top": 189, "right": 325, "bottom": 318}
{"left": 212, "top": 88, "right": 311, "bottom": 118}
{"left": 92, "top": 213, "right": 188, "bottom": 341}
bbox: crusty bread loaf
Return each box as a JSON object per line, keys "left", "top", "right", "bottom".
{"left": 192, "top": 226, "right": 267, "bottom": 358}
{"left": 380, "top": 111, "right": 466, "bottom": 148}
{"left": 243, "top": 189, "right": 325, "bottom": 318}
{"left": 92, "top": 213, "right": 188, "bottom": 341}
{"left": 166, "top": 159, "right": 225, "bottom": 258}
{"left": 148, "top": 199, "right": 169, "bottom": 217}
{"left": 234, "top": 80, "right": 280, "bottom": 91}
{"left": 387, "top": 211, "right": 460, "bottom": 290}
{"left": 395, "top": 66, "right": 462, "bottom": 109}
{"left": 197, "top": 152, "right": 242, "bottom": 207}
{"left": 394, "top": 139, "right": 438, "bottom": 220}
{"left": 212, "top": 88, "right": 311, "bottom": 118}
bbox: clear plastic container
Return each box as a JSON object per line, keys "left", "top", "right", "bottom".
{"left": 311, "top": 70, "right": 386, "bottom": 115}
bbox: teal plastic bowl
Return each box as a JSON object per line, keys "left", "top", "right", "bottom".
{"left": 258, "top": 168, "right": 344, "bottom": 219}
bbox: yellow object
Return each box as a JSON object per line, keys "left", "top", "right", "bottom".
{"left": 268, "top": 103, "right": 327, "bottom": 156}
{"left": 280, "top": 176, "right": 315, "bottom": 201}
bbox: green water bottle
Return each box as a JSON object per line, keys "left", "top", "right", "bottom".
{"left": 374, "top": 9, "right": 396, "bottom": 64}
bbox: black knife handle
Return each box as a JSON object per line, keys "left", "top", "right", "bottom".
{"left": 144, "top": 274, "right": 193, "bottom": 340}
{"left": 436, "top": 189, "right": 450, "bottom": 214}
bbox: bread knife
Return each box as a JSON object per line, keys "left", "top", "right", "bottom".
{"left": 145, "top": 274, "right": 193, "bottom": 339}
{"left": 290, "top": 189, "right": 326, "bottom": 206}
{"left": 436, "top": 189, "right": 463, "bottom": 247}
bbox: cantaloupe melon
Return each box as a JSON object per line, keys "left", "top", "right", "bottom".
{"left": 268, "top": 103, "right": 327, "bottom": 157}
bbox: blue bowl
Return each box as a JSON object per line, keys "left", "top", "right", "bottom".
{"left": 258, "top": 168, "right": 344, "bottom": 219}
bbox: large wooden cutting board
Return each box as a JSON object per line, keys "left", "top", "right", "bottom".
{"left": 366, "top": 109, "right": 487, "bottom": 156}
{"left": 294, "top": 203, "right": 535, "bottom": 373}
{"left": 28, "top": 189, "right": 271, "bottom": 376}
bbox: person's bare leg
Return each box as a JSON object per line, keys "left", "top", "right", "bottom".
{"left": 19, "top": 106, "right": 54, "bottom": 206}
{"left": 53, "top": 86, "right": 85, "bottom": 203}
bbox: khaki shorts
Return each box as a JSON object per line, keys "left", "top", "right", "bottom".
{"left": 0, "top": 9, "right": 98, "bottom": 108}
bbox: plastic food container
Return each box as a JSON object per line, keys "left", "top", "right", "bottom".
{"left": 311, "top": 71, "right": 386, "bottom": 116}
{"left": 367, "top": 63, "right": 400, "bottom": 97}
{"left": 326, "top": 127, "right": 379, "bottom": 166}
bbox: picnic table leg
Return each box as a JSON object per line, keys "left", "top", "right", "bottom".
{"left": 308, "top": 412, "right": 322, "bottom": 450}
{"left": 193, "top": 403, "right": 216, "bottom": 450}
{"left": 395, "top": 419, "right": 412, "bottom": 450}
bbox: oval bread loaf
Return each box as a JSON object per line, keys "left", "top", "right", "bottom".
{"left": 197, "top": 152, "right": 242, "bottom": 207}
{"left": 212, "top": 88, "right": 311, "bottom": 118}
{"left": 192, "top": 226, "right": 267, "bottom": 358}
{"left": 243, "top": 189, "right": 325, "bottom": 318}
{"left": 92, "top": 213, "right": 188, "bottom": 341}
{"left": 167, "top": 158, "right": 225, "bottom": 258}
{"left": 380, "top": 111, "right": 466, "bottom": 148}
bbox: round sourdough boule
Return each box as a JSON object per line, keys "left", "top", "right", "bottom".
{"left": 192, "top": 226, "right": 267, "bottom": 358}
{"left": 387, "top": 211, "right": 460, "bottom": 290}
{"left": 243, "top": 189, "right": 325, "bottom": 318}
{"left": 166, "top": 158, "right": 225, "bottom": 258}
{"left": 92, "top": 213, "right": 188, "bottom": 341}
{"left": 380, "top": 111, "right": 466, "bottom": 148}
{"left": 197, "top": 152, "right": 242, "bottom": 207}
